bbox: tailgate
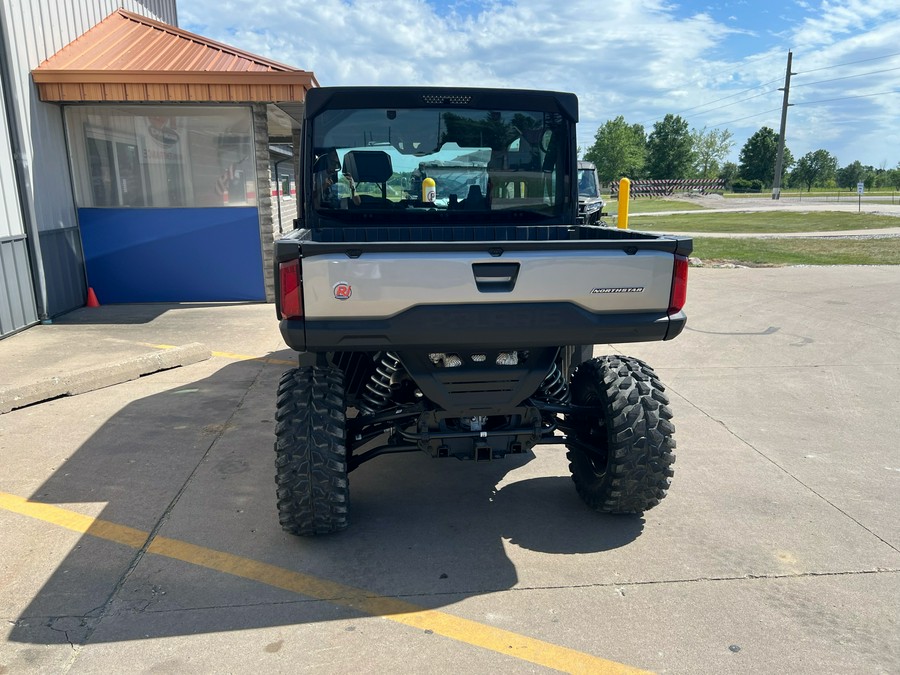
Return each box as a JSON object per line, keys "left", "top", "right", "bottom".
{"left": 276, "top": 236, "right": 690, "bottom": 351}
{"left": 302, "top": 248, "right": 677, "bottom": 319}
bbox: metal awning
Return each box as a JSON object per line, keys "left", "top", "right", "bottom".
{"left": 31, "top": 10, "right": 317, "bottom": 105}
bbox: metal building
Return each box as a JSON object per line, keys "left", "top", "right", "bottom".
{"left": 0, "top": 1, "right": 314, "bottom": 339}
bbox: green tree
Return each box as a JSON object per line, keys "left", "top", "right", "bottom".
{"left": 873, "top": 161, "right": 887, "bottom": 188}
{"left": 738, "top": 126, "right": 793, "bottom": 186}
{"left": 646, "top": 114, "right": 693, "bottom": 179}
{"left": 718, "top": 161, "right": 739, "bottom": 190}
{"left": 692, "top": 127, "right": 734, "bottom": 178}
{"left": 791, "top": 149, "right": 838, "bottom": 191}
{"left": 836, "top": 160, "right": 867, "bottom": 188}
{"left": 583, "top": 116, "right": 647, "bottom": 182}
{"left": 887, "top": 163, "right": 900, "bottom": 191}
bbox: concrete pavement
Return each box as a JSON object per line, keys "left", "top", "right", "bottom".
{"left": 0, "top": 303, "right": 279, "bottom": 413}
{"left": 1, "top": 268, "right": 899, "bottom": 674}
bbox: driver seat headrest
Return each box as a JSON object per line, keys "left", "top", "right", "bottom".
{"left": 342, "top": 150, "right": 393, "bottom": 183}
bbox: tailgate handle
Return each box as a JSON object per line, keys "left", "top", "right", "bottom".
{"left": 473, "top": 262, "right": 520, "bottom": 293}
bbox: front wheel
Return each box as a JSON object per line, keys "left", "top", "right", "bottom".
{"left": 565, "top": 356, "right": 675, "bottom": 513}
{"left": 274, "top": 366, "right": 349, "bottom": 535}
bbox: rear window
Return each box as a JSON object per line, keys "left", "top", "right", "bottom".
{"left": 310, "top": 107, "right": 571, "bottom": 224}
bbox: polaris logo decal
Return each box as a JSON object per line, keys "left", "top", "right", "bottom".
{"left": 333, "top": 282, "right": 352, "bottom": 300}
{"left": 591, "top": 286, "right": 644, "bottom": 294}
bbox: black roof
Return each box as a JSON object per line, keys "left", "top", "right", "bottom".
{"left": 305, "top": 86, "right": 578, "bottom": 122}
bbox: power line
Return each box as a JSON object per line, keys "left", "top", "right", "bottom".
{"left": 793, "top": 90, "right": 900, "bottom": 106}
{"left": 705, "top": 89, "right": 900, "bottom": 127}
{"left": 609, "top": 51, "right": 900, "bottom": 133}
{"left": 689, "top": 65, "right": 900, "bottom": 126}
{"left": 796, "top": 51, "right": 900, "bottom": 75}
{"left": 793, "top": 66, "right": 900, "bottom": 88}
{"left": 640, "top": 79, "right": 782, "bottom": 126}
{"left": 644, "top": 55, "right": 900, "bottom": 127}
{"left": 645, "top": 80, "right": 780, "bottom": 119}
{"left": 683, "top": 69, "right": 898, "bottom": 127}
{"left": 689, "top": 88, "right": 781, "bottom": 117}
{"left": 706, "top": 107, "right": 783, "bottom": 128}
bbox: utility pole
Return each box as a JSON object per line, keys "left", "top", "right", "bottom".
{"left": 772, "top": 50, "right": 795, "bottom": 200}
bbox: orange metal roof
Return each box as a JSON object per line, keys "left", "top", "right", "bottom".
{"left": 32, "top": 10, "right": 318, "bottom": 103}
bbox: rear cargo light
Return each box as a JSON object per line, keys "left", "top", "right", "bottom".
{"left": 279, "top": 259, "right": 303, "bottom": 319}
{"left": 668, "top": 254, "right": 688, "bottom": 315}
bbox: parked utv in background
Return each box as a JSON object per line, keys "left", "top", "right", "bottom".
{"left": 577, "top": 160, "right": 606, "bottom": 225}
{"left": 273, "top": 86, "right": 690, "bottom": 535}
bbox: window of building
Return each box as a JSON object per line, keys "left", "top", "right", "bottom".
{"left": 66, "top": 106, "right": 256, "bottom": 208}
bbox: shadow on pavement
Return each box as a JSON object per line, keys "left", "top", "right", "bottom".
{"left": 10, "top": 357, "right": 644, "bottom": 645}
{"left": 52, "top": 302, "right": 264, "bottom": 326}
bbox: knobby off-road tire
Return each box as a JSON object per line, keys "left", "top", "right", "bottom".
{"left": 566, "top": 356, "right": 675, "bottom": 514}
{"left": 274, "top": 366, "right": 349, "bottom": 535}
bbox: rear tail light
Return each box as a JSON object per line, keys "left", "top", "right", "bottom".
{"left": 668, "top": 255, "right": 688, "bottom": 315}
{"left": 279, "top": 259, "right": 303, "bottom": 319}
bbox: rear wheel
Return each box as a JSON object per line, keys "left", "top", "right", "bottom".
{"left": 566, "top": 356, "right": 675, "bottom": 513}
{"left": 274, "top": 366, "right": 349, "bottom": 535}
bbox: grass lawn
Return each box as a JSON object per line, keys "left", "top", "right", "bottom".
{"left": 599, "top": 197, "right": 900, "bottom": 265}
{"left": 690, "top": 236, "right": 900, "bottom": 266}
{"left": 628, "top": 211, "right": 900, "bottom": 233}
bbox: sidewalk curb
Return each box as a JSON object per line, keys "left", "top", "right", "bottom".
{"left": 0, "top": 342, "right": 211, "bottom": 414}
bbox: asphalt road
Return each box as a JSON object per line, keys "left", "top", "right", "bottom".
{"left": 1, "top": 266, "right": 898, "bottom": 674}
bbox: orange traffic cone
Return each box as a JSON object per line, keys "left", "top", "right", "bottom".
{"left": 86, "top": 287, "right": 100, "bottom": 308}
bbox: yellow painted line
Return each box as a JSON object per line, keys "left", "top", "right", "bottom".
{"left": 143, "top": 343, "right": 295, "bottom": 366}
{"left": 0, "top": 491, "right": 649, "bottom": 675}
{"left": 0, "top": 493, "right": 149, "bottom": 549}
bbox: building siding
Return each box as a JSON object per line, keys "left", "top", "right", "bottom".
{"left": 38, "top": 226, "right": 86, "bottom": 315}
{"left": 0, "top": 74, "right": 24, "bottom": 240}
{"left": 0, "top": 14, "right": 35, "bottom": 335}
{"left": 0, "top": 236, "right": 38, "bottom": 336}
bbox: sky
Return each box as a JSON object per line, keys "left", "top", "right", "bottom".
{"left": 179, "top": 0, "right": 900, "bottom": 170}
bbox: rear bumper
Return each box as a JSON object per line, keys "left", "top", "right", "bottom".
{"left": 280, "top": 303, "right": 686, "bottom": 352}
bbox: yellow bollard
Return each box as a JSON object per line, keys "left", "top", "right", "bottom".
{"left": 617, "top": 177, "right": 630, "bottom": 229}
{"left": 422, "top": 177, "right": 436, "bottom": 203}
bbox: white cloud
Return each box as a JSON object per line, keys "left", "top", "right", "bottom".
{"left": 179, "top": 0, "right": 900, "bottom": 167}
{"left": 790, "top": 0, "right": 897, "bottom": 47}
{"left": 778, "top": 1, "right": 900, "bottom": 165}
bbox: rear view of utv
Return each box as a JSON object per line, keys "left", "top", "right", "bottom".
{"left": 273, "top": 86, "right": 691, "bottom": 535}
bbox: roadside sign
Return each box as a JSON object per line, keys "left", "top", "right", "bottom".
{"left": 857, "top": 182, "right": 865, "bottom": 195}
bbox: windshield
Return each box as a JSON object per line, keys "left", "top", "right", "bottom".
{"left": 577, "top": 168, "right": 599, "bottom": 198}
{"left": 310, "top": 107, "right": 570, "bottom": 222}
